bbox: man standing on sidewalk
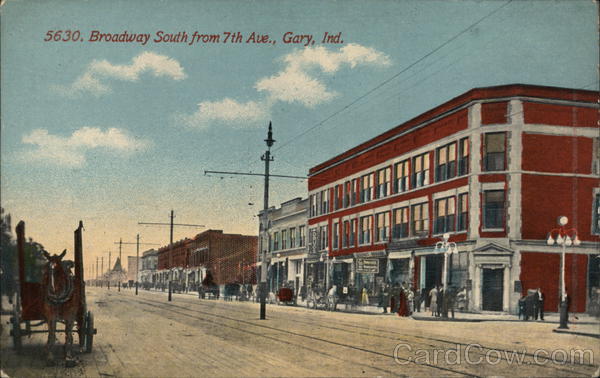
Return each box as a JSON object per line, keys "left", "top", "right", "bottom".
{"left": 537, "top": 288, "right": 544, "bottom": 321}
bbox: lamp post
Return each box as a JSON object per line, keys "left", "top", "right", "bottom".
{"left": 276, "top": 253, "right": 281, "bottom": 291}
{"left": 435, "top": 233, "right": 458, "bottom": 318}
{"left": 546, "top": 216, "right": 580, "bottom": 329}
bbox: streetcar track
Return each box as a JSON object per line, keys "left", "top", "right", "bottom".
{"left": 117, "top": 294, "right": 502, "bottom": 377}
{"left": 133, "top": 291, "right": 596, "bottom": 373}
{"left": 120, "top": 298, "right": 416, "bottom": 377}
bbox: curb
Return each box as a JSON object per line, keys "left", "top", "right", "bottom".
{"left": 552, "top": 329, "right": 600, "bottom": 339}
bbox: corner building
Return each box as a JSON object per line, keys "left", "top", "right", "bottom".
{"left": 308, "top": 84, "right": 599, "bottom": 314}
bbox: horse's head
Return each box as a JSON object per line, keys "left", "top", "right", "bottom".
{"left": 42, "top": 249, "right": 74, "bottom": 298}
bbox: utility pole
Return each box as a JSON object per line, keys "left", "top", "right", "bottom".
{"left": 204, "top": 122, "right": 309, "bottom": 320}
{"left": 95, "top": 257, "right": 99, "bottom": 286}
{"left": 259, "top": 122, "right": 275, "bottom": 320}
{"left": 138, "top": 212, "right": 204, "bottom": 296}
{"left": 108, "top": 251, "right": 112, "bottom": 290}
{"left": 101, "top": 257, "right": 104, "bottom": 288}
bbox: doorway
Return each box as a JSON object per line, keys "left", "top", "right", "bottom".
{"left": 482, "top": 268, "right": 504, "bottom": 311}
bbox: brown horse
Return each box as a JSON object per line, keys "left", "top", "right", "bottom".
{"left": 41, "top": 249, "right": 80, "bottom": 367}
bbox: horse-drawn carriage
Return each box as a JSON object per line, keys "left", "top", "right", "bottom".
{"left": 276, "top": 287, "right": 295, "bottom": 305}
{"left": 306, "top": 285, "right": 337, "bottom": 311}
{"left": 9, "top": 221, "right": 96, "bottom": 366}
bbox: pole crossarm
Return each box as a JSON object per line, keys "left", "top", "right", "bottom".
{"left": 138, "top": 222, "right": 205, "bottom": 227}
{"left": 204, "top": 170, "right": 307, "bottom": 180}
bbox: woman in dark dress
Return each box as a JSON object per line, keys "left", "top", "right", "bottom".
{"left": 397, "top": 284, "right": 409, "bottom": 317}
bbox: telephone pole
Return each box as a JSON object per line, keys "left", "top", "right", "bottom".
{"left": 138, "top": 212, "right": 204, "bottom": 293}
{"left": 95, "top": 257, "right": 99, "bottom": 286}
{"left": 101, "top": 256, "right": 104, "bottom": 288}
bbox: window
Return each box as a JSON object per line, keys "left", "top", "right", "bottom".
{"left": 281, "top": 229, "right": 288, "bottom": 250}
{"left": 343, "top": 181, "right": 351, "bottom": 207}
{"left": 412, "top": 153, "right": 430, "bottom": 188}
{"left": 309, "top": 195, "right": 316, "bottom": 217}
{"left": 411, "top": 203, "right": 429, "bottom": 236}
{"left": 351, "top": 179, "right": 359, "bottom": 205}
{"left": 376, "top": 168, "right": 391, "bottom": 198}
{"left": 351, "top": 219, "right": 357, "bottom": 246}
{"left": 484, "top": 190, "right": 505, "bottom": 229}
{"left": 457, "top": 193, "right": 468, "bottom": 231}
{"left": 343, "top": 220, "right": 350, "bottom": 248}
{"left": 319, "top": 225, "right": 328, "bottom": 250}
{"left": 375, "top": 212, "right": 390, "bottom": 242}
{"left": 298, "top": 226, "right": 306, "bottom": 247}
{"left": 484, "top": 133, "right": 506, "bottom": 171}
{"left": 290, "top": 227, "right": 296, "bottom": 248}
{"left": 359, "top": 216, "right": 372, "bottom": 245}
{"left": 434, "top": 197, "right": 455, "bottom": 234}
{"left": 320, "top": 190, "right": 328, "bottom": 215}
{"left": 360, "top": 174, "right": 373, "bottom": 202}
{"left": 333, "top": 222, "right": 339, "bottom": 249}
{"left": 394, "top": 160, "right": 409, "bottom": 193}
{"left": 436, "top": 143, "right": 457, "bottom": 182}
{"left": 334, "top": 185, "right": 341, "bottom": 210}
{"left": 274, "top": 231, "right": 280, "bottom": 251}
{"left": 458, "top": 138, "right": 469, "bottom": 176}
{"left": 393, "top": 207, "right": 409, "bottom": 239}
{"left": 593, "top": 194, "right": 600, "bottom": 234}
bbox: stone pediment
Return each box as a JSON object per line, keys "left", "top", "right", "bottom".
{"left": 472, "top": 242, "right": 514, "bottom": 256}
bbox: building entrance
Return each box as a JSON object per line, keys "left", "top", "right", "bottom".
{"left": 482, "top": 268, "right": 503, "bottom": 311}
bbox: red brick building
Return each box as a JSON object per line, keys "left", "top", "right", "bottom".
{"left": 308, "top": 84, "right": 599, "bottom": 314}
{"left": 157, "top": 230, "right": 257, "bottom": 287}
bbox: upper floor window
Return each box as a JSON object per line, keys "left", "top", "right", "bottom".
{"left": 360, "top": 174, "right": 374, "bottom": 203}
{"left": 290, "top": 227, "right": 296, "bottom": 248}
{"left": 412, "top": 153, "right": 430, "bottom": 189}
{"left": 319, "top": 225, "right": 328, "bottom": 250}
{"left": 394, "top": 160, "right": 410, "bottom": 193}
{"left": 309, "top": 195, "right": 316, "bottom": 217}
{"left": 343, "top": 220, "right": 350, "bottom": 248}
{"left": 274, "top": 231, "right": 280, "bottom": 251}
{"left": 281, "top": 229, "right": 288, "bottom": 249}
{"left": 351, "top": 219, "right": 357, "bottom": 246}
{"left": 320, "top": 190, "right": 328, "bottom": 215}
{"left": 359, "top": 216, "right": 372, "bottom": 245}
{"left": 411, "top": 202, "right": 429, "bottom": 236}
{"left": 483, "top": 133, "right": 506, "bottom": 171}
{"left": 434, "top": 197, "right": 455, "bottom": 234}
{"left": 351, "top": 179, "right": 359, "bottom": 206}
{"left": 436, "top": 143, "right": 457, "bottom": 182}
{"left": 376, "top": 168, "right": 391, "bottom": 199}
{"left": 333, "top": 222, "right": 339, "bottom": 249}
{"left": 458, "top": 138, "right": 469, "bottom": 176}
{"left": 375, "top": 211, "right": 390, "bottom": 242}
{"left": 457, "top": 193, "right": 468, "bottom": 232}
{"left": 298, "top": 226, "right": 306, "bottom": 247}
{"left": 393, "top": 207, "right": 409, "bottom": 239}
{"left": 334, "top": 185, "right": 342, "bottom": 210}
{"left": 343, "top": 181, "right": 351, "bottom": 208}
{"left": 593, "top": 193, "right": 600, "bottom": 235}
{"left": 483, "top": 190, "right": 505, "bottom": 229}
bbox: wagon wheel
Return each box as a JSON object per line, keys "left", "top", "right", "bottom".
{"left": 84, "top": 311, "right": 96, "bottom": 353}
{"left": 10, "top": 293, "right": 22, "bottom": 352}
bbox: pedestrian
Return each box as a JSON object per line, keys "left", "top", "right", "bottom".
{"left": 361, "top": 286, "right": 370, "bottom": 306}
{"left": 379, "top": 283, "right": 389, "bottom": 313}
{"left": 397, "top": 282, "right": 409, "bottom": 317}
{"left": 429, "top": 286, "right": 439, "bottom": 317}
{"left": 437, "top": 287, "right": 444, "bottom": 317}
{"left": 524, "top": 291, "right": 534, "bottom": 321}
{"left": 537, "top": 288, "right": 544, "bottom": 321}
{"left": 518, "top": 296, "right": 526, "bottom": 320}
{"left": 533, "top": 289, "right": 540, "bottom": 320}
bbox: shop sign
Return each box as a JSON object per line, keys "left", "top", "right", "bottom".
{"left": 356, "top": 259, "right": 379, "bottom": 273}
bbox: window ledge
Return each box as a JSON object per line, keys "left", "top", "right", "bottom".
{"left": 481, "top": 228, "right": 505, "bottom": 232}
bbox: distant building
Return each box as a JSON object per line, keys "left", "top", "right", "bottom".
{"left": 140, "top": 249, "right": 158, "bottom": 286}
{"left": 127, "top": 256, "right": 140, "bottom": 283}
{"left": 156, "top": 230, "right": 257, "bottom": 289}
{"left": 258, "top": 197, "right": 308, "bottom": 295}
{"left": 308, "top": 84, "right": 598, "bottom": 313}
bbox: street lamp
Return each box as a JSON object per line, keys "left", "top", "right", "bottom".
{"left": 546, "top": 215, "right": 580, "bottom": 329}
{"left": 276, "top": 253, "right": 281, "bottom": 291}
{"left": 435, "top": 233, "right": 458, "bottom": 318}
{"left": 435, "top": 233, "right": 459, "bottom": 292}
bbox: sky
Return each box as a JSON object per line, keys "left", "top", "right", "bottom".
{"left": 1, "top": 0, "right": 597, "bottom": 274}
